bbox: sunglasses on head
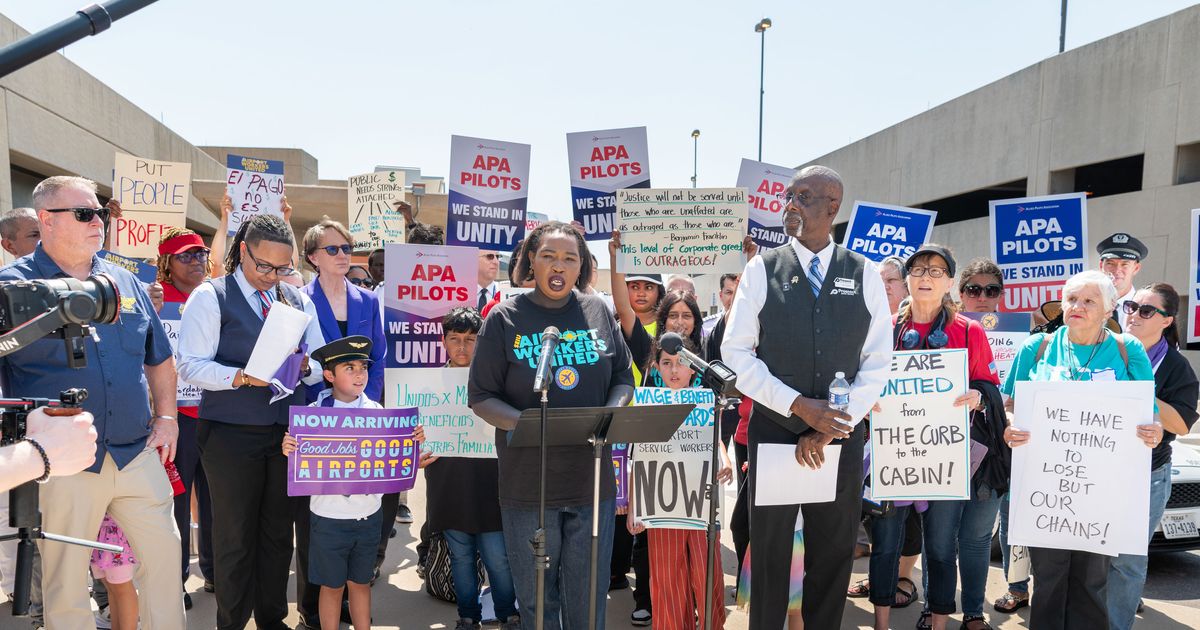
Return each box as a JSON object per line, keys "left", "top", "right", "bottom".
{"left": 962, "top": 283, "right": 1003, "bottom": 299}
{"left": 45, "top": 207, "right": 110, "bottom": 223}
{"left": 1121, "top": 300, "right": 1170, "bottom": 319}
{"left": 320, "top": 244, "right": 353, "bottom": 256}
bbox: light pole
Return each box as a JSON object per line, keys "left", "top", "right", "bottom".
{"left": 1059, "top": 0, "right": 1068, "bottom": 53}
{"left": 755, "top": 17, "right": 772, "bottom": 161}
{"left": 691, "top": 129, "right": 700, "bottom": 188}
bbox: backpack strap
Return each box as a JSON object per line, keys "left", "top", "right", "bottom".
{"left": 1113, "top": 332, "right": 1129, "bottom": 372}
{"left": 1034, "top": 334, "right": 1051, "bottom": 364}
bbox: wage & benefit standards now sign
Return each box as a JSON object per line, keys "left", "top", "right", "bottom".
{"left": 286, "top": 406, "right": 421, "bottom": 496}
{"left": 567, "top": 126, "right": 651, "bottom": 241}
{"left": 869, "top": 349, "right": 971, "bottom": 500}
{"left": 631, "top": 387, "right": 719, "bottom": 530}
{"left": 990, "top": 193, "right": 1087, "bottom": 312}
{"left": 447, "top": 135, "right": 529, "bottom": 251}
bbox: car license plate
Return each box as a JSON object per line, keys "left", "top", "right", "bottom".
{"left": 1161, "top": 513, "right": 1199, "bottom": 540}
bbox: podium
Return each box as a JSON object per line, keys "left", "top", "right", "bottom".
{"left": 511, "top": 403, "right": 694, "bottom": 630}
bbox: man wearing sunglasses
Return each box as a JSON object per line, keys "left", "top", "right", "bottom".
{"left": 1096, "top": 232, "right": 1148, "bottom": 331}
{"left": 476, "top": 250, "right": 500, "bottom": 311}
{"left": 0, "top": 176, "right": 185, "bottom": 630}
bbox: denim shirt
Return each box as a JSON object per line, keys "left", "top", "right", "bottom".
{"left": 0, "top": 244, "right": 172, "bottom": 472}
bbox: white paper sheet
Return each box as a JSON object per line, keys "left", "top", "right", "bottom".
{"left": 244, "top": 301, "right": 312, "bottom": 381}
{"left": 753, "top": 443, "right": 842, "bottom": 506}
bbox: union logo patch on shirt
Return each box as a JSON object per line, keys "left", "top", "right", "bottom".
{"left": 120, "top": 296, "right": 138, "bottom": 313}
{"left": 555, "top": 366, "right": 580, "bottom": 391}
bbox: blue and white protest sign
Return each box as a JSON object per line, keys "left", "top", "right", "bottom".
{"left": 736, "top": 158, "right": 794, "bottom": 248}
{"left": 1189, "top": 209, "right": 1200, "bottom": 344}
{"left": 962, "top": 311, "right": 1032, "bottom": 383}
{"left": 447, "top": 135, "right": 529, "bottom": 251}
{"left": 158, "top": 302, "right": 203, "bottom": 407}
{"left": 843, "top": 202, "right": 937, "bottom": 262}
{"left": 567, "top": 127, "right": 651, "bottom": 241}
{"left": 989, "top": 193, "right": 1088, "bottom": 312}
{"left": 226, "top": 154, "right": 285, "bottom": 237}
{"left": 98, "top": 250, "right": 157, "bottom": 285}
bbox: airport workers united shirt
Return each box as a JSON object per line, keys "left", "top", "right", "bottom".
{"left": 469, "top": 291, "right": 634, "bottom": 508}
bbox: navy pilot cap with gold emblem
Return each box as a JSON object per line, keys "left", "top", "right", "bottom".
{"left": 1096, "top": 232, "right": 1148, "bottom": 261}
{"left": 311, "top": 335, "right": 374, "bottom": 369}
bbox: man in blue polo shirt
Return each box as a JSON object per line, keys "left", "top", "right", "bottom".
{"left": 0, "top": 175, "right": 184, "bottom": 630}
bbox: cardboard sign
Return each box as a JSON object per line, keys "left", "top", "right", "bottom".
{"left": 1009, "top": 381, "right": 1153, "bottom": 556}
{"left": 989, "top": 193, "right": 1088, "bottom": 312}
{"left": 869, "top": 349, "right": 971, "bottom": 500}
{"left": 98, "top": 250, "right": 157, "bottom": 285}
{"left": 962, "top": 312, "right": 1032, "bottom": 383}
{"left": 615, "top": 188, "right": 748, "bottom": 275}
{"left": 567, "top": 126, "right": 651, "bottom": 241}
{"left": 113, "top": 211, "right": 186, "bottom": 259}
{"left": 1189, "top": 209, "right": 1200, "bottom": 344}
{"left": 348, "top": 170, "right": 407, "bottom": 252}
{"left": 736, "top": 158, "right": 794, "bottom": 249}
{"left": 286, "top": 405, "right": 420, "bottom": 496}
{"left": 391, "top": 367, "right": 495, "bottom": 458}
{"left": 631, "top": 387, "right": 719, "bottom": 530}
{"left": 447, "top": 135, "right": 529, "bottom": 251}
{"left": 226, "top": 154, "right": 285, "bottom": 236}
{"left": 843, "top": 201, "right": 937, "bottom": 262}
{"left": 382, "top": 243, "right": 477, "bottom": 370}
{"left": 159, "top": 302, "right": 203, "bottom": 407}
{"left": 112, "top": 153, "right": 192, "bottom": 258}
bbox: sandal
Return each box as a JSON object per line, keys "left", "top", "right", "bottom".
{"left": 893, "top": 577, "right": 918, "bottom": 609}
{"left": 992, "top": 591, "right": 1029, "bottom": 613}
{"left": 916, "top": 610, "right": 931, "bottom": 630}
{"left": 846, "top": 578, "right": 870, "bottom": 598}
{"left": 960, "top": 615, "right": 993, "bottom": 630}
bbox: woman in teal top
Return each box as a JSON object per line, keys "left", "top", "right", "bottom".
{"left": 1001, "top": 270, "right": 1163, "bottom": 630}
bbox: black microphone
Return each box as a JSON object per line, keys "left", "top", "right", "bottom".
{"left": 531, "top": 326, "right": 561, "bottom": 393}
{"left": 659, "top": 331, "right": 738, "bottom": 395}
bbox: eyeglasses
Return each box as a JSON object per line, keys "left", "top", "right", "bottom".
{"left": 907, "top": 266, "right": 949, "bottom": 278}
{"left": 174, "top": 250, "right": 210, "bottom": 265}
{"left": 479, "top": 253, "right": 499, "bottom": 260}
{"left": 1121, "top": 300, "right": 1170, "bottom": 319}
{"left": 349, "top": 277, "right": 374, "bottom": 288}
{"left": 244, "top": 245, "right": 296, "bottom": 277}
{"left": 962, "top": 283, "right": 1003, "bottom": 299}
{"left": 45, "top": 207, "right": 110, "bottom": 223}
{"left": 319, "top": 244, "right": 353, "bottom": 256}
{"left": 773, "top": 191, "right": 837, "bottom": 208}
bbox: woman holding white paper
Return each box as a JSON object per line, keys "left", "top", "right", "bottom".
{"left": 1001, "top": 270, "right": 1159, "bottom": 630}
{"left": 177, "top": 214, "right": 325, "bottom": 630}
{"left": 867, "top": 244, "right": 1000, "bottom": 630}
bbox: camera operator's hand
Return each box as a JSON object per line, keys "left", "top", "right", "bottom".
{"left": 148, "top": 282, "right": 165, "bottom": 314}
{"left": 147, "top": 416, "right": 179, "bottom": 464}
{"left": 26, "top": 408, "right": 98, "bottom": 477}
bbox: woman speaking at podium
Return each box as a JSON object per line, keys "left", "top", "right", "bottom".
{"left": 469, "top": 221, "right": 635, "bottom": 629}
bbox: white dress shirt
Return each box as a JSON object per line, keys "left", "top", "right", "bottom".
{"left": 307, "top": 390, "right": 385, "bottom": 520}
{"left": 1114, "top": 285, "right": 1136, "bottom": 332}
{"left": 178, "top": 268, "right": 325, "bottom": 391}
{"left": 721, "top": 237, "right": 894, "bottom": 425}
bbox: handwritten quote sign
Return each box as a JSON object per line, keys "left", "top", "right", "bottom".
{"left": 616, "top": 188, "right": 748, "bottom": 275}
{"left": 286, "top": 405, "right": 420, "bottom": 497}
{"left": 390, "top": 367, "right": 495, "bottom": 458}
{"left": 159, "top": 302, "right": 203, "bottom": 407}
{"left": 226, "top": 154, "right": 285, "bottom": 236}
{"left": 870, "top": 349, "right": 971, "bottom": 500}
{"left": 1009, "top": 381, "right": 1153, "bottom": 556}
{"left": 348, "top": 170, "right": 407, "bottom": 252}
{"left": 567, "top": 126, "right": 651, "bottom": 241}
{"left": 112, "top": 153, "right": 191, "bottom": 258}
{"left": 631, "top": 387, "right": 718, "bottom": 530}
{"left": 962, "top": 312, "right": 1031, "bottom": 383}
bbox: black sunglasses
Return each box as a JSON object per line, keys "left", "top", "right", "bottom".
{"left": 174, "top": 250, "right": 210, "bottom": 265}
{"left": 45, "top": 207, "right": 110, "bottom": 223}
{"left": 963, "top": 283, "right": 1003, "bottom": 299}
{"left": 1121, "top": 300, "right": 1170, "bottom": 319}
{"left": 349, "top": 277, "right": 373, "bottom": 288}
{"left": 320, "top": 244, "right": 353, "bottom": 256}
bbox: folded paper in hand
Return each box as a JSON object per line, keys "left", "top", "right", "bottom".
{"left": 245, "top": 301, "right": 312, "bottom": 382}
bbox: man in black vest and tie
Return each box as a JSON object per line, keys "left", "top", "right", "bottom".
{"left": 723, "top": 165, "right": 893, "bottom": 629}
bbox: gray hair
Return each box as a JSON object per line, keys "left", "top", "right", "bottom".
{"left": 1062, "top": 270, "right": 1119, "bottom": 313}
{"left": 878, "top": 255, "right": 905, "bottom": 275}
{"left": 31, "top": 176, "right": 98, "bottom": 211}
{"left": 794, "top": 165, "right": 844, "bottom": 198}
{"left": 0, "top": 207, "right": 36, "bottom": 240}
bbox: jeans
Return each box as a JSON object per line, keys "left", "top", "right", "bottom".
{"left": 502, "top": 499, "right": 614, "bottom": 630}
{"left": 921, "top": 500, "right": 966, "bottom": 615}
{"left": 1107, "top": 462, "right": 1172, "bottom": 630}
{"left": 958, "top": 484, "right": 1002, "bottom": 617}
{"left": 999, "top": 492, "right": 1029, "bottom": 594}
{"left": 444, "top": 529, "right": 518, "bottom": 623}
{"left": 868, "top": 505, "right": 912, "bottom": 607}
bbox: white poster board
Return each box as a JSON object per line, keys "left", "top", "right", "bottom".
{"left": 112, "top": 153, "right": 191, "bottom": 258}
{"left": 615, "top": 188, "right": 748, "bottom": 275}
{"left": 631, "top": 387, "right": 720, "bottom": 530}
{"left": 392, "top": 367, "right": 495, "bottom": 458}
{"left": 348, "top": 170, "right": 407, "bottom": 252}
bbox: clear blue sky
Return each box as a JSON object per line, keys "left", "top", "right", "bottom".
{"left": 1, "top": 0, "right": 1195, "bottom": 225}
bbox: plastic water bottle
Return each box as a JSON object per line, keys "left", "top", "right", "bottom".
{"left": 828, "top": 371, "right": 851, "bottom": 412}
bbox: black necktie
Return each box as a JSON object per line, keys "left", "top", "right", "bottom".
{"left": 477, "top": 288, "right": 488, "bottom": 310}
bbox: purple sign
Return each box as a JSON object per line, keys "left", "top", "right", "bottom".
{"left": 613, "top": 443, "right": 630, "bottom": 509}
{"left": 287, "top": 405, "right": 420, "bottom": 496}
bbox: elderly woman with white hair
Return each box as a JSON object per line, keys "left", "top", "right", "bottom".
{"left": 1001, "top": 270, "right": 1161, "bottom": 630}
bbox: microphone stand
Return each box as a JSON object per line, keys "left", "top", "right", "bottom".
{"left": 532, "top": 387, "right": 549, "bottom": 630}
{"left": 702, "top": 389, "right": 738, "bottom": 630}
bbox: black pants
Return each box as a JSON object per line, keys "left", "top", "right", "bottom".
{"left": 731, "top": 441, "right": 750, "bottom": 584}
{"left": 748, "top": 420, "right": 863, "bottom": 629}
{"left": 292, "top": 498, "right": 322, "bottom": 622}
{"left": 608, "top": 513, "right": 651, "bottom": 611}
{"left": 1029, "top": 547, "right": 1109, "bottom": 629}
{"left": 376, "top": 492, "right": 400, "bottom": 571}
{"left": 198, "top": 420, "right": 293, "bottom": 630}
{"left": 631, "top": 530, "right": 651, "bottom": 611}
{"left": 174, "top": 414, "right": 215, "bottom": 583}
{"left": 611, "top": 512, "right": 633, "bottom": 581}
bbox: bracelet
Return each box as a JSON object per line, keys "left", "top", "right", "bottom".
{"left": 153, "top": 415, "right": 177, "bottom": 422}
{"left": 24, "top": 438, "right": 51, "bottom": 483}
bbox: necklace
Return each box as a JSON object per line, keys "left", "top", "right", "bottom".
{"left": 1065, "top": 327, "right": 1107, "bottom": 381}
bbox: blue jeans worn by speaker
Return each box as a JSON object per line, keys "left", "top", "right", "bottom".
{"left": 958, "top": 484, "right": 1002, "bottom": 617}
{"left": 444, "top": 529, "right": 518, "bottom": 623}
{"left": 1107, "top": 462, "right": 1172, "bottom": 630}
{"left": 867, "top": 505, "right": 912, "bottom": 607}
{"left": 999, "top": 491, "right": 1029, "bottom": 594}
{"left": 501, "top": 499, "right": 614, "bottom": 630}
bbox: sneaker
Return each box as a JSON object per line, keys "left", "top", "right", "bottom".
{"left": 631, "top": 609, "right": 651, "bottom": 627}
{"left": 94, "top": 607, "right": 112, "bottom": 630}
{"left": 454, "top": 619, "right": 481, "bottom": 630}
{"left": 396, "top": 504, "right": 414, "bottom": 523}
{"left": 500, "top": 615, "right": 521, "bottom": 630}
{"left": 184, "top": 592, "right": 193, "bottom": 610}
{"left": 203, "top": 579, "right": 215, "bottom": 593}
{"left": 1137, "top": 599, "right": 1145, "bottom": 613}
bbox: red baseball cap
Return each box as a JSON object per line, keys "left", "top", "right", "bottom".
{"left": 158, "top": 232, "right": 207, "bottom": 256}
